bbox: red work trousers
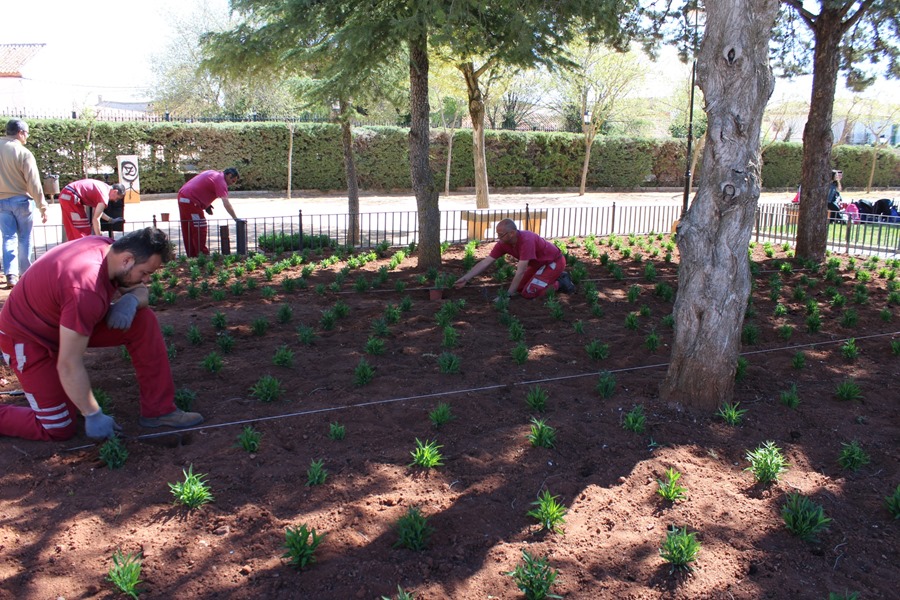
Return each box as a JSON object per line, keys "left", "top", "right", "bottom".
{"left": 517, "top": 255, "right": 566, "bottom": 299}
{"left": 58, "top": 190, "right": 91, "bottom": 241}
{"left": 0, "top": 309, "right": 176, "bottom": 441}
{"left": 178, "top": 198, "right": 208, "bottom": 257}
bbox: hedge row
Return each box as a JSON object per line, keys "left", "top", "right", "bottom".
{"left": 14, "top": 119, "right": 900, "bottom": 193}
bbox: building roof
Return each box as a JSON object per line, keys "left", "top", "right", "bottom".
{"left": 0, "top": 44, "right": 45, "bottom": 78}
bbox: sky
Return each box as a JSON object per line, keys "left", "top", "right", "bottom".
{"left": 6, "top": 0, "right": 898, "bottom": 114}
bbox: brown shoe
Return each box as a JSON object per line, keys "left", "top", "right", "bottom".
{"left": 139, "top": 409, "right": 204, "bottom": 428}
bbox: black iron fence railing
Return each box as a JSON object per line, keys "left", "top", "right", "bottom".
{"left": 26, "top": 202, "right": 900, "bottom": 262}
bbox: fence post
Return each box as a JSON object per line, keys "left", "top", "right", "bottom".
{"left": 220, "top": 224, "right": 231, "bottom": 255}
{"left": 236, "top": 219, "right": 247, "bottom": 255}
{"left": 525, "top": 203, "right": 531, "bottom": 231}
{"left": 152, "top": 215, "right": 157, "bottom": 229}
{"left": 611, "top": 202, "right": 616, "bottom": 236}
{"left": 845, "top": 219, "right": 851, "bottom": 255}
{"left": 754, "top": 207, "right": 760, "bottom": 244}
{"left": 299, "top": 210, "right": 304, "bottom": 250}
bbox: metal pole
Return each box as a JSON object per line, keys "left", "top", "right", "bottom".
{"left": 681, "top": 10, "right": 700, "bottom": 218}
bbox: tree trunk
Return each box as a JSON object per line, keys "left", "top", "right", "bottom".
{"left": 579, "top": 125, "right": 596, "bottom": 196}
{"left": 339, "top": 99, "right": 360, "bottom": 246}
{"left": 444, "top": 128, "right": 455, "bottom": 196}
{"left": 866, "top": 144, "right": 880, "bottom": 193}
{"left": 461, "top": 63, "right": 490, "bottom": 209}
{"left": 660, "top": 0, "right": 779, "bottom": 411}
{"left": 409, "top": 31, "right": 441, "bottom": 271}
{"left": 795, "top": 11, "right": 844, "bottom": 262}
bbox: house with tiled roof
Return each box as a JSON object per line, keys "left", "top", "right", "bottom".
{"left": 0, "top": 43, "right": 45, "bottom": 110}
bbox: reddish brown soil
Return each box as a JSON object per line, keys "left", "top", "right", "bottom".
{"left": 1, "top": 238, "right": 898, "bottom": 600}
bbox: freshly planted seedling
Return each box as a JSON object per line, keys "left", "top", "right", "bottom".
{"left": 735, "top": 356, "right": 749, "bottom": 381}
{"left": 282, "top": 524, "right": 325, "bottom": 571}
{"left": 365, "top": 337, "right": 386, "bottom": 355}
{"left": 745, "top": 441, "right": 788, "bottom": 484}
{"left": 741, "top": 324, "right": 759, "bottom": 345}
{"left": 273, "top": 345, "right": 294, "bottom": 367}
{"left": 236, "top": 426, "right": 262, "bottom": 453}
{"left": 892, "top": 339, "right": 900, "bottom": 355}
{"left": 627, "top": 284, "right": 641, "bottom": 303}
{"left": 174, "top": 388, "right": 196, "bottom": 411}
{"left": 306, "top": 459, "right": 328, "bottom": 486}
{"left": 169, "top": 465, "right": 214, "bottom": 509}
{"left": 393, "top": 507, "right": 434, "bottom": 551}
{"left": 779, "top": 383, "right": 800, "bottom": 409}
{"left": 584, "top": 339, "right": 610, "bottom": 360}
{"left": 841, "top": 338, "right": 860, "bottom": 361}
{"left": 211, "top": 310, "right": 227, "bottom": 330}
{"left": 93, "top": 387, "right": 113, "bottom": 414}
{"left": 99, "top": 435, "right": 129, "bottom": 469}
{"left": 595, "top": 371, "right": 616, "bottom": 399}
{"left": 656, "top": 468, "right": 687, "bottom": 502}
{"left": 251, "top": 317, "right": 270, "bottom": 336}
{"left": 437, "top": 352, "right": 460, "bottom": 374}
{"left": 840, "top": 308, "right": 858, "bottom": 328}
{"left": 527, "top": 417, "right": 557, "bottom": 449}
{"left": 296, "top": 324, "right": 316, "bottom": 345}
{"left": 659, "top": 526, "right": 700, "bottom": 573}
{"left": 370, "top": 317, "right": 390, "bottom": 338}
{"left": 202, "top": 351, "right": 224, "bottom": 373}
{"left": 835, "top": 378, "right": 863, "bottom": 401}
{"left": 781, "top": 492, "right": 831, "bottom": 542}
{"left": 353, "top": 359, "right": 375, "bottom": 386}
{"left": 572, "top": 320, "right": 585, "bottom": 334}
{"left": 525, "top": 386, "right": 549, "bottom": 413}
{"left": 320, "top": 309, "right": 337, "bottom": 330}
{"left": 716, "top": 402, "right": 747, "bottom": 426}
{"left": 506, "top": 550, "right": 561, "bottom": 600}
{"left": 441, "top": 326, "right": 458, "bottom": 348}
{"left": 107, "top": 549, "right": 143, "bottom": 599}
{"left": 624, "top": 312, "right": 639, "bottom": 330}
{"left": 838, "top": 440, "right": 870, "bottom": 471}
{"left": 250, "top": 374, "right": 284, "bottom": 402}
{"left": 622, "top": 405, "right": 646, "bottom": 433}
{"left": 328, "top": 422, "right": 346, "bottom": 440}
{"left": 428, "top": 402, "right": 455, "bottom": 428}
{"left": 187, "top": 325, "right": 203, "bottom": 345}
{"left": 276, "top": 304, "right": 293, "bottom": 324}
{"left": 527, "top": 490, "right": 567, "bottom": 533}
{"left": 886, "top": 485, "right": 900, "bottom": 519}
{"left": 773, "top": 302, "right": 787, "bottom": 316}
{"left": 777, "top": 324, "right": 794, "bottom": 340}
{"left": 645, "top": 330, "right": 661, "bottom": 352}
{"left": 409, "top": 439, "right": 443, "bottom": 469}
{"left": 792, "top": 351, "right": 806, "bottom": 370}
{"left": 216, "top": 332, "right": 235, "bottom": 354}
{"left": 806, "top": 313, "right": 822, "bottom": 333}
{"left": 260, "top": 286, "right": 276, "bottom": 299}
{"left": 511, "top": 342, "right": 529, "bottom": 365}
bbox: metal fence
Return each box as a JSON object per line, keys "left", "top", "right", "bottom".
{"left": 28, "top": 201, "right": 900, "bottom": 262}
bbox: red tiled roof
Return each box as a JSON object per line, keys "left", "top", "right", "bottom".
{"left": 0, "top": 44, "right": 45, "bottom": 78}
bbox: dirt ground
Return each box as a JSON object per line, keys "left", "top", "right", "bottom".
{"left": 0, "top": 233, "right": 898, "bottom": 599}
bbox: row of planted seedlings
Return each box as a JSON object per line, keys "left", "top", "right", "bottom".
{"left": 95, "top": 231, "right": 899, "bottom": 598}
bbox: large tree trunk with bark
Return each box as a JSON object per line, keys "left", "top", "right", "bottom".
{"left": 409, "top": 31, "right": 441, "bottom": 270}
{"left": 460, "top": 63, "right": 490, "bottom": 209}
{"left": 339, "top": 99, "right": 361, "bottom": 246}
{"left": 660, "top": 0, "right": 779, "bottom": 411}
{"left": 795, "top": 11, "right": 844, "bottom": 262}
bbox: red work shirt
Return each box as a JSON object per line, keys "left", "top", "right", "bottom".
{"left": 65, "top": 179, "right": 114, "bottom": 208}
{"left": 177, "top": 170, "right": 229, "bottom": 209}
{"left": 0, "top": 237, "right": 116, "bottom": 351}
{"left": 489, "top": 230, "right": 562, "bottom": 268}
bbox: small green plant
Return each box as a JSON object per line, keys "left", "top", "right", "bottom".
{"left": 659, "top": 526, "right": 701, "bottom": 573}
{"left": 735, "top": 356, "right": 749, "bottom": 381}
{"left": 595, "top": 371, "right": 616, "bottom": 399}
{"left": 202, "top": 351, "right": 223, "bottom": 373}
{"left": 106, "top": 549, "right": 143, "bottom": 599}
{"left": 282, "top": 524, "right": 325, "bottom": 571}
{"left": 437, "top": 352, "right": 460, "bottom": 374}
{"left": 236, "top": 426, "right": 262, "bottom": 453}
{"left": 716, "top": 402, "right": 748, "bottom": 426}
{"left": 840, "top": 307, "right": 858, "bottom": 328}
{"left": 624, "top": 312, "right": 639, "bottom": 330}
{"left": 645, "top": 330, "right": 661, "bottom": 352}
{"left": 296, "top": 324, "right": 316, "bottom": 345}
{"left": 838, "top": 440, "right": 870, "bottom": 471}
{"left": 353, "top": 358, "right": 376, "bottom": 386}
{"left": 527, "top": 489, "right": 567, "bottom": 533}
{"left": 320, "top": 309, "right": 337, "bottom": 330}
{"left": 656, "top": 468, "right": 687, "bottom": 502}
{"left": 306, "top": 459, "right": 328, "bottom": 486}
{"left": 269, "top": 344, "right": 293, "bottom": 368}
{"left": 409, "top": 438, "right": 443, "bottom": 468}
{"left": 792, "top": 351, "right": 806, "bottom": 369}
{"left": 186, "top": 324, "right": 203, "bottom": 345}
{"left": 841, "top": 338, "right": 860, "bottom": 361}
{"left": 835, "top": 378, "right": 863, "bottom": 401}
{"left": 169, "top": 464, "right": 214, "bottom": 509}
{"left": 511, "top": 342, "right": 529, "bottom": 365}
{"left": 745, "top": 441, "right": 789, "bottom": 484}
{"left": 891, "top": 339, "right": 900, "bottom": 355}
{"left": 276, "top": 303, "right": 293, "bottom": 324}
{"left": 779, "top": 383, "right": 800, "bottom": 408}
{"left": 328, "top": 422, "right": 346, "bottom": 440}
{"left": 508, "top": 318, "right": 525, "bottom": 341}
{"left": 777, "top": 324, "right": 794, "bottom": 340}
{"left": 99, "top": 435, "right": 129, "bottom": 469}
{"left": 885, "top": 485, "right": 900, "bottom": 519}
{"left": 827, "top": 592, "right": 860, "bottom": 600}
{"left": 627, "top": 284, "right": 641, "bottom": 302}
{"left": 572, "top": 319, "right": 585, "bottom": 334}
{"left": 773, "top": 302, "right": 787, "bottom": 316}
{"left": 806, "top": 312, "right": 822, "bottom": 333}
{"left": 428, "top": 402, "right": 455, "bottom": 428}
{"left": 216, "top": 331, "right": 235, "bottom": 354}
{"left": 584, "top": 339, "right": 610, "bottom": 360}
{"left": 211, "top": 310, "right": 227, "bottom": 330}
{"left": 174, "top": 388, "right": 196, "bottom": 411}
{"left": 251, "top": 317, "right": 270, "bottom": 336}
{"left": 622, "top": 405, "right": 645, "bottom": 433}
{"left": 525, "top": 386, "right": 549, "bottom": 412}
{"left": 506, "top": 550, "right": 561, "bottom": 600}
{"left": 381, "top": 585, "right": 415, "bottom": 600}
{"left": 393, "top": 506, "right": 434, "bottom": 551}
{"left": 781, "top": 492, "right": 832, "bottom": 542}
{"left": 741, "top": 323, "right": 759, "bottom": 345}
{"left": 441, "top": 325, "right": 459, "bottom": 348}
{"left": 93, "top": 387, "right": 113, "bottom": 414}
{"left": 527, "top": 417, "right": 557, "bottom": 448}
{"left": 250, "top": 374, "right": 284, "bottom": 402}
{"left": 365, "top": 336, "right": 386, "bottom": 355}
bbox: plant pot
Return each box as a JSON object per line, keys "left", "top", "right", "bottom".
{"left": 429, "top": 288, "right": 444, "bottom": 301}
{"left": 160, "top": 213, "right": 170, "bottom": 222}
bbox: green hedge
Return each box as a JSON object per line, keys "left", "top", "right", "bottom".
{"left": 13, "top": 118, "right": 900, "bottom": 193}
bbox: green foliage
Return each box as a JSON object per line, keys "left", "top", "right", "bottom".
{"left": 365, "top": 336, "right": 386, "bottom": 355}
{"left": 645, "top": 330, "right": 661, "bottom": 352}
{"left": 622, "top": 405, "right": 645, "bottom": 433}
{"left": 511, "top": 342, "right": 530, "bottom": 365}
{"left": 211, "top": 310, "right": 227, "bottom": 330}
{"left": 525, "top": 386, "right": 549, "bottom": 413}
{"left": 107, "top": 549, "right": 143, "bottom": 599}
{"left": 353, "top": 358, "right": 376, "bottom": 386}
{"left": 251, "top": 317, "right": 270, "bottom": 336}
{"left": 99, "top": 435, "right": 129, "bottom": 470}
{"left": 250, "top": 374, "right": 284, "bottom": 402}
{"left": 656, "top": 468, "right": 687, "bottom": 502}
{"left": 202, "top": 351, "right": 224, "bottom": 373}
{"left": 93, "top": 387, "right": 113, "bottom": 415}
{"left": 216, "top": 331, "right": 235, "bottom": 354}
{"left": 838, "top": 440, "right": 870, "bottom": 471}
{"left": 624, "top": 312, "right": 639, "bottom": 330}
{"left": 745, "top": 441, "right": 788, "bottom": 484}
{"left": 792, "top": 351, "right": 806, "bottom": 369}
{"left": 716, "top": 402, "right": 747, "bottom": 426}
{"left": 236, "top": 426, "right": 262, "bottom": 453}
{"left": 584, "top": 339, "right": 610, "bottom": 360}
{"left": 779, "top": 383, "right": 800, "bottom": 409}
{"left": 169, "top": 465, "right": 214, "bottom": 509}
{"left": 273, "top": 344, "right": 294, "bottom": 367}
{"left": 409, "top": 438, "right": 443, "bottom": 469}
{"left": 328, "top": 422, "right": 346, "bottom": 440}
{"left": 527, "top": 490, "right": 567, "bottom": 533}
{"left": 187, "top": 324, "right": 203, "bottom": 345}
{"left": 659, "top": 526, "right": 701, "bottom": 572}
{"left": 527, "top": 417, "right": 557, "bottom": 449}
{"left": 781, "top": 493, "right": 832, "bottom": 542}
{"left": 296, "top": 324, "right": 317, "bottom": 345}
{"left": 441, "top": 325, "right": 459, "bottom": 348}
{"left": 886, "top": 485, "right": 900, "bottom": 519}
{"left": 393, "top": 507, "right": 434, "bottom": 551}
{"left": 506, "top": 550, "right": 561, "bottom": 600}
{"left": 437, "top": 352, "right": 461, "bottom": 374}
{"left": 841, "top": 338, "right": 860, "bottom": 361}
{"left": 595, "top": 371, "right": 616, "bottom": 399}
{"left": 428, "top": 402, "right": 455, "bottom": 428}
{"left": 276, "top": 303, "right": 293, "bottom": 323}
{"left": 282, "top": 524, "right": 326, "bottom": 571}
{"left": 306, "top": 459, "right": 328, "bottom": 486}
{"left": 735, "top": 356, "right": 749, "bottom": 381}
{"left": 835, "top": 378, "right": 863, "bottom": 401}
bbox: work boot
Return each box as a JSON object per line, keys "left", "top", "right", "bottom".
{"left": 557, "top": 272, "right": 575, "bottom": 294}
{"left": 6, "top": 274, "right": 18, "bottom": 289}
{"left": 139, "top": 408, "right": 204, "bottom": 428}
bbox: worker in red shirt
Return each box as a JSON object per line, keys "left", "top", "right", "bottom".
{"left": 0, "top": 228, "right": 203, "bottom": 441}
{"left": 454, "top": 218, "right": 575, "bottom": 299}
{"left": 176, "top": 168, "right": 241, "bottom": 257}
{"left": 58, "top": 178, "right": 126, "bottom": 239}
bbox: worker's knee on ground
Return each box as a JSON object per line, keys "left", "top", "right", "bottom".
{"left": 45, "top": 421, "right": 78, "bottom": 441}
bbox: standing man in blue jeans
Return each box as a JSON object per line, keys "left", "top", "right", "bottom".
{"left": 0, "top": 119, "right": 48, "bottom": 289}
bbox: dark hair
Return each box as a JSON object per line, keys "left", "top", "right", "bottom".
{"left": 223, "top": 167, "right": 239, "bottom": 179}
{"left": 6, "top": 119, "right": 28, "bottom": 136}
{"left": 111, "top": 227, "right": 173, "bottom": 264}
{"left": 110, "top": 183, "right": 126, "bottom": 196}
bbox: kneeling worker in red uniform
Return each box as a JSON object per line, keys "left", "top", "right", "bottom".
{"left": 177, "top": 168, "right": 241, "bottom": 257}
{"left": 58, "top": 178, "right": 126, "bottom": 239}
{"left": 0, "top": 228, "right": 203, "bottom": 441}
{"left": 454, "top": 218, "right": 574, "bottom": 299}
